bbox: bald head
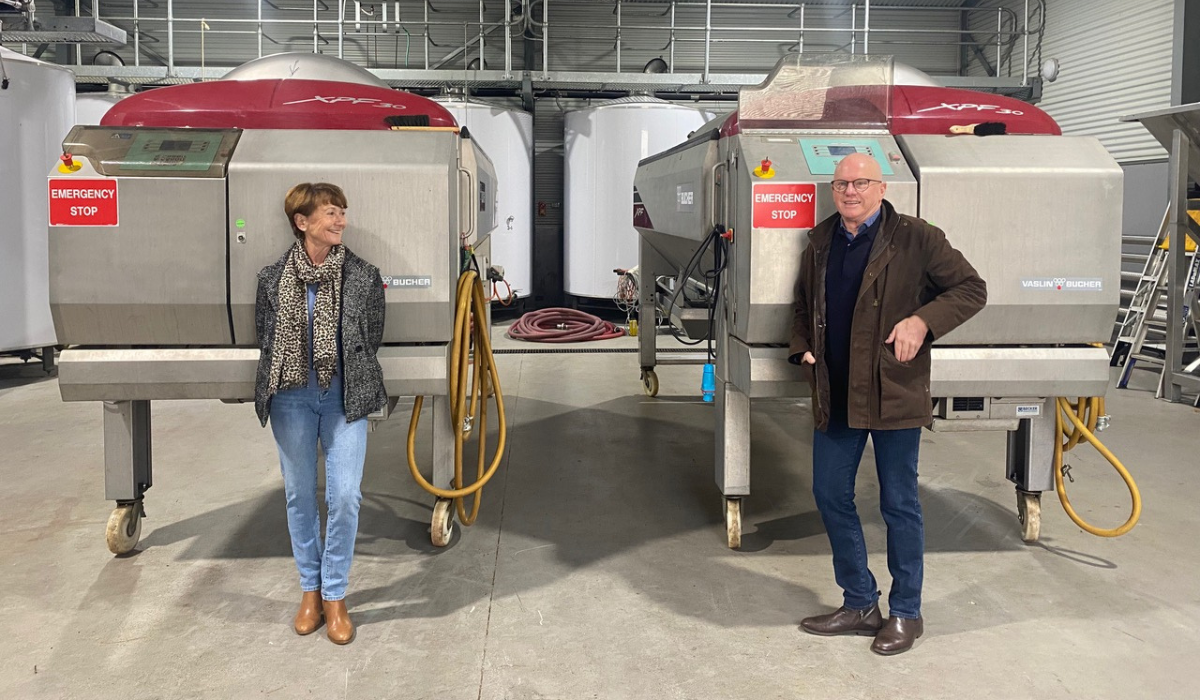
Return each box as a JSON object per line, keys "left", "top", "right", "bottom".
{"left": 831, "top": 153, "right": 887, "bottom": 234}
{"left": 833, "top": 153, "right": 883, "bottom": 182}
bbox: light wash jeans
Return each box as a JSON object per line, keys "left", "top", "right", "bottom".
{"left": 269, "top": 378, "right": 367, "bottom": 602}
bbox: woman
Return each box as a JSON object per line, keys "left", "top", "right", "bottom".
{"left": 254, "top": 183, "right": 387, "bottom": 644}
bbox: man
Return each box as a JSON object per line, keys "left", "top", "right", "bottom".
{"left": 789, "top": 153, "right": 986, "bottom": 655}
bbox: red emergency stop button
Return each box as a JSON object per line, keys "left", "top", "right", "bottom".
{"left": 58, "top": 152, "right": 82, "bottom": 173}
{"left": 753, "top": 157, "right": 776, "bottom": 179}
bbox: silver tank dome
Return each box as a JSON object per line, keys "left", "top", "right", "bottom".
{"left": 222, "top": 52, "right": 387, "bottom": 88}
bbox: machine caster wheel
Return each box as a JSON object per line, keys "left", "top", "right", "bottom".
{"left": 106, "top": 502, "right": 142, "bottom": 555}
{"left": 725, "top": 497, "right": 742, "bottom": 549}
{"left": 642, "top": 369, "right": 659, "bottom": 397}
{"left": 1017, "top": 491, "right": 1041, "bottom": 543}
{"left": 431, "top": 498, "right": 455, "bottom": 547}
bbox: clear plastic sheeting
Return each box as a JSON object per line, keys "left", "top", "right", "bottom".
{"left": 737, "top": 54, "right": 894, "bottom": 131}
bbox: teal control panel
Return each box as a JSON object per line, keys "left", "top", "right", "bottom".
{"left": 798, "top": 138, "right": 894, "bottom": 176}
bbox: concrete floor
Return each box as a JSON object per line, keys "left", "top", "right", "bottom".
{"left": 1, "top": 332, "right": 1198, "bottom": 700}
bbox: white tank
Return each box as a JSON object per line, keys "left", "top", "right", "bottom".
{"left": 564, "top": 97, "right": 711, "bottom": 299}
{"left": 434, "top": 98, "right": 534, "bottom": 299}
{"left": 75, "top": 87, "right": 128, "bottom": 125}
{"left": 894, "top": 61, "right": 941, "bottom": 87}
{"left": 0, "top": 48, "right": 74, "bottom": 353}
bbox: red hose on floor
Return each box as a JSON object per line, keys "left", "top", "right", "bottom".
{"left": 508, "top": 308, "right": 626, "bottom": 343}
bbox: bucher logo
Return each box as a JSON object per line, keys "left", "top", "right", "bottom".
{"left": 1021, "top": 277, "right": 1103, "bottom": 291}
{"left": 283, "top": 96, "right": 409, "bottom": 110}
{"left": 381, "top": 275, "right": 432, "bottom": 289}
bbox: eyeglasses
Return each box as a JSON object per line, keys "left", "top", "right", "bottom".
{"left": 831, "top": 178, "right": 881, "bottom": 193}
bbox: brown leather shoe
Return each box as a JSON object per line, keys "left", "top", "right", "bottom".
{"left": 293, "top": 590, "right": 323, "bottom": 635}
{"left": 799, "top": 603, "right": 884, "bottom": 636}
{"left": 871, "top": 616, "right": 924, "bottom": 655}
{"left": 323, "top": 599, "right": 355, "bottom": 645}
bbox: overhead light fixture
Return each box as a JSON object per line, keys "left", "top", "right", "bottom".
{"left": 1040, "top": 58, "right": 1060, "bottom": 83}
{"left": 643, "top": 57, "right": 668, "bottom": 74}
{"left": 92, "top": 49, "right": 125, "bottom": 67}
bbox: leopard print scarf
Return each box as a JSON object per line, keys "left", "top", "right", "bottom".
{"left": 267, "top": 241, "right": 345, "bottom": 396}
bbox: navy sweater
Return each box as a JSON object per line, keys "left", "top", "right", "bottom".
{"left": 824, "top": 209, "right": 881, "bottom": 423}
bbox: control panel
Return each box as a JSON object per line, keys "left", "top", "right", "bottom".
{"left": 123, "top": 132, "right": 225, "bottom": 172}
{"left": 798, "top": 137, "right": 895, "bottom": 176}
{"left": 60, "top": 126, "right": 241, "bottom": 178}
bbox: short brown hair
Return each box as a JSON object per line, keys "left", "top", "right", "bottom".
{"left": 284, "top": 183, "right": 349, "bottom": 240}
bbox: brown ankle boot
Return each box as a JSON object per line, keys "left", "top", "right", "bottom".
{"left": 323, "top": 599, "right": 355, "bottom": 645}
{"left": 799, "top": 603, "right": 884, "bottom": 637}
{"left": 871, "top": 616, "right": 924, "bottom": 656}
{"left": 293, "top": 590, "right": 323, "bottom": 635}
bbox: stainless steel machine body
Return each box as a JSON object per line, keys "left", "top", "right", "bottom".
{"left": 632, "top": 56, "right": 1122, "bottom": 546}
{"left": 49, "top": 123, "right": 496, "bottom": 552}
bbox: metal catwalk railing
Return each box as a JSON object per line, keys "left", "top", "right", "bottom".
{"left": 9, "top": 0, "right": 1040, "bottom": 89}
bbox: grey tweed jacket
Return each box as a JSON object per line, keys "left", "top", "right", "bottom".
{"left": 254, "top": 247, "right": 388, "bottom": 426}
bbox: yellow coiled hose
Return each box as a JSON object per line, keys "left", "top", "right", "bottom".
{"left": 1053, "top": 396, "right": 1141, "bottom": 537}
{"left": 406, "top": 269, "right": 506, "bottom": 527}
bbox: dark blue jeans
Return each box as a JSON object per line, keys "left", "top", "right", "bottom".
{"left": 811, "top": 418, "right": 924, "bottom": 619}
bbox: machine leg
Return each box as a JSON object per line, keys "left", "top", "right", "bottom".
{"left": 638, "top": 235, "right": 660, "bottom": 395}
{"left": 1005, "top": 399, "right": 1054, "bottom": 543}
{"left": 430, "top": 395, "right": 456, "bottom": 547}
{"left": 715, "top": 379, "right": 750, "bottom": 549}
{"left": 102, "top": 400, "right": 152, "bottom": 554}
{"left": 41, "top": 345, "right": 56, "bottom": 373}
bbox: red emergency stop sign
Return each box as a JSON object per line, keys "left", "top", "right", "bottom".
{"left": 752, "top": 183, "right": 815, "bottom": 229}
{"left": 48, "top": 179, "right": 119, "bottom": 227}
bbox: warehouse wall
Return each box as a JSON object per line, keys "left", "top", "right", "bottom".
{"left": 969, "top": 0, "right": 1174, "bottom": 162}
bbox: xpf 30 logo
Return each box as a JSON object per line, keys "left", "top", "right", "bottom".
{"left": 283, "top": 96, "right": 409, "bottom": 110}
{"left": 916, "top": 102, "right": 1024, "bottom": 116}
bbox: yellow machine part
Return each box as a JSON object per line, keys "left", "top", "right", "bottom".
{"left": 406, "top": 269, "right": 506, "bottom": 527}
{"left": 1052, "top": 397, "right": 1141, "bottom": 537}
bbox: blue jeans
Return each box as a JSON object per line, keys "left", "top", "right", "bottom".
{"left": 270, "top": 382, "right": 368, "bottom": 602}
{"left": 811, "top": 419, "right": 924, "bottom": 619}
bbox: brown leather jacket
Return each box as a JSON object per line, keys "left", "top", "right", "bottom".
{"left": 789, "top": 200, "right": 987, "bottom": 431}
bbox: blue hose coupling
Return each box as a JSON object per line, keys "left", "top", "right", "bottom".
{"left": 701, "top": 363, "right": 716, "bottom": 402}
